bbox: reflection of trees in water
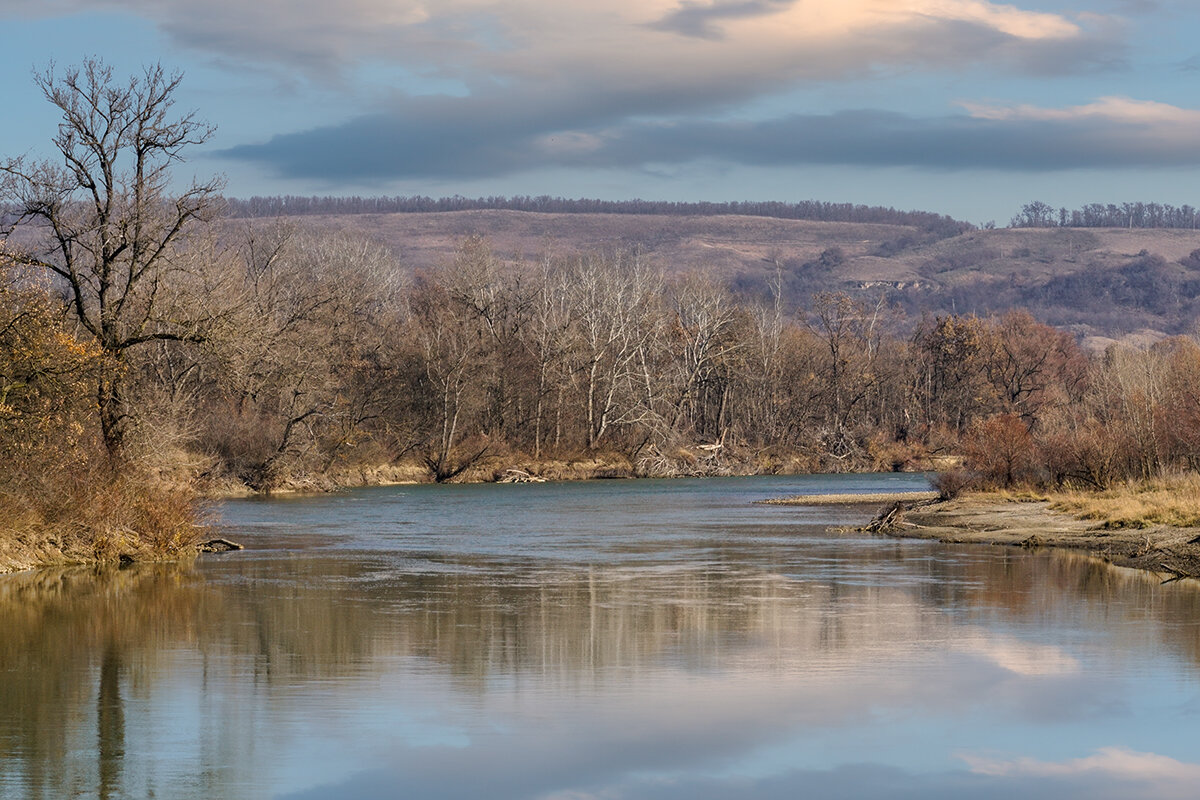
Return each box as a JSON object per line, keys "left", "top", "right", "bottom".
{"left": 964, "top": 549, "right": 1200, "bottom": 662}
{"left": 97, "top": 643, "right": 124, "bottom": 800}
{"left": 0, "top": 566, "right": 201, "bottom": 799}
{"left": 1, "top": 550, "right": 1200, "bottom": 798}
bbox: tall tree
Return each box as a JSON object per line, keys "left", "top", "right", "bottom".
{"left": 0, "top": 59, "right": 224, "bottom": 458}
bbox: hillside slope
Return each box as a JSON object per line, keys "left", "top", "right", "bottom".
{"left": 277, "top": 210, "right": 1200, "bottom": 339}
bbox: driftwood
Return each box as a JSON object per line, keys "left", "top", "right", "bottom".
{"left": 1159, "top": 562, "right": 1194, "bottom": 585}
{"left": 198, "top": 538, "right": 244, "bottom": 553}
{"left": 863, "top": 501, "right": 905, "bottom": 534}
{"left": 497, "top": 468, "right": 547, "bottom": 484}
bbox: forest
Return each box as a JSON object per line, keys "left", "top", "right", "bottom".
{"left": 226, "top": 195, "right": 1200, "bottom": 233}
{"left": 1011, "top": 200, "right": 1200, "bottom": 230}
{"left": 3, "top": 61, "right": 1200, "bottom": 562}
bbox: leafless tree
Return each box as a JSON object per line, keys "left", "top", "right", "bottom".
{"left": 807, "top": 292, "right": 889, "bottom": 456}
{"left": 524, "top": 258, "right": 574, "bottom": 458}
{"left": 410, "top": 275, "right": 492, "bottom": 482}
{"left": 207, "top": 227, "right": 405, "bottom": 489}
{"left": 563, "top": 252, "right": 664, "bottom": 450}
{"left": 665, "top": 276, "right": 744, "bottom": 440}
{"left": 0, "top": 59, "right": 225, "bottom": 458}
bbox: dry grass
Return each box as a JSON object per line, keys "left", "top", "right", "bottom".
{"left": 0, "top": 468, "right": 205, "bottom": 573}
{"left": 1043, "top": 474, "right": 1200, "bottom": 529}
{"left": 275, "top": 212, "right": 1200, "bottom": 289}
{"left": 284, "top": 211, "right": 916, "bottom": 279}
{"left": 987, "top": 488, "right": 1051, "bottom": 503}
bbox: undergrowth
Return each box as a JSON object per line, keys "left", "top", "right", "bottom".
{"left": 1044, "top": 474, "right": 1200, "bottom": 529}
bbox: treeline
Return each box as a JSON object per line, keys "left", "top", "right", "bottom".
{"left": 5, "top": 61, "right": 1200, "bottom": 567}
{"left": 1012, "top": 200, "right": 1200, "bottom": 229}
{"left": 6, "top": 231, "right": 1200, "bottom": 502}
{"left": 223, "top": 194, "right": 971, "bottom": 234}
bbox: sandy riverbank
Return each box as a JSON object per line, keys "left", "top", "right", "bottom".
{"left": 877, "top": 494, "right": 1200, "bottom": 580}
{"left": 762, "top": 491, "right": 939, "bottom": 506}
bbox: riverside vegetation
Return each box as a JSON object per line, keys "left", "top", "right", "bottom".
{"left": 4, "top": 60, "right": 1200, "bottom": 571}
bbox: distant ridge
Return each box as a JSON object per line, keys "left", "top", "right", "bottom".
{"left": 218, "top": 195, "right": 1200, "bottom": 232}
{"left": 221, "top": 194, "right": 970, "bottom": 234}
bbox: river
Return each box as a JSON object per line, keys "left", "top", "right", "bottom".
{"left": 2, "top": 474, "right": 1199, "bottom": 799}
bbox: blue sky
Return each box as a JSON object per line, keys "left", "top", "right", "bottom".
{"left": 2, "top": 0, "right": 1199, "bottom": 224}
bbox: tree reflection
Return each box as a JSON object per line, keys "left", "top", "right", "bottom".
{"left": 97, "top": 643, "right": 125, "bottom": 800}
{"left": 0, "top": 546, "right": 1199, "bottom": 798}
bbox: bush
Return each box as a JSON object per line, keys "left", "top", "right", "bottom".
{"left": 931, "top": 468, "right": 974, "bottom": 500}
{"left": 962, "top": 414, "right": 1040, "bottom": 488}
{"left": 0, "top": 262, "right": 202, "bottom": 569}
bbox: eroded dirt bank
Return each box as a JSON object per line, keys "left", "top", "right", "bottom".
{"left": 886, "top": 495, "right": 1200, "bottom": 580}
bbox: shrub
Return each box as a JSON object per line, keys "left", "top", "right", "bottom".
{"left": 931, "top": 468, "right": 974, "bottom": 500}
{"left": 962, "top": 414, "right": 1040, "bottom": 488}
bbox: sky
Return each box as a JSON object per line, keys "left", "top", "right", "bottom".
{"left": 2, "top": 0, "right": 1199, "bottom": 224}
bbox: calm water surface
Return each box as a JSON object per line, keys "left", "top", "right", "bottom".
{"left": 3, "top": 474, "right": 1200, "bottom": 799}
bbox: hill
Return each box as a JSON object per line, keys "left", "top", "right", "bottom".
{"left": 262, "top": 210, "right": 1200, "bottom": 341}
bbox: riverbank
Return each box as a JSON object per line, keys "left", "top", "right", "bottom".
{"left": 878, "top": 493, "right": 1200, "bottom": 580}
{"left": 3, "top": 455, "right": 924, "bottom": 573}
{"left": 762, "top": 490, "right": 939, "bottom": 506}
{"left": 207, "top": 451, "right": 902, "bottom": 496}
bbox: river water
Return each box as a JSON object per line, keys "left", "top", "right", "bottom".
{"left": 2, "top": 474, "right": 1200, "bottom": 799}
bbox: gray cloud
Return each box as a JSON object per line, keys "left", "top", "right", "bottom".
{"left": 6, "top": 0, "right": 1133, "bottom": 191}
{"left": 220, "top": 97, "right": 1200, "bottom": 182}
{"left": 16, "top": 1, "right": 1134, "bottom": 187}
{"left": 647, "top": 0, "right": 799, "bottom": 41}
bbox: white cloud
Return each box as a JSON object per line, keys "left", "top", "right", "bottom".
{"left": 962, "top": 746, "right": 1200, "bottom": 792}
{"left": 953, "top": 632, "right": 1081, "bottom": 676}
{"left": 962, "top": 96, "right": 1200, "bottom": 125}
{"left": 1, "top": 0, "right": 1120, "bottom": 93}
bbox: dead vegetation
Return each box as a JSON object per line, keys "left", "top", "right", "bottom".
{"left": 1043, "top": 474, "right": 1200, "bottom": 530}
{"left": 894, "top": 492, "right": 1200, "bottom": 583}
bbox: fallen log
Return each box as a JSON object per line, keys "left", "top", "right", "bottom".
{"left": 198, "top": 538, "right": 244, "bottom": 553}
{"left": 1158, "top": 562, "right": 1194, "bottom": 585}
{"left": 497, "top": 468, "right": 547, "bottom": 483}
{"left": 864, "top": 501, "right": 905, "bottom": 534}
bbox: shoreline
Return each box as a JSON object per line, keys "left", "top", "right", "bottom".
{"left": 0, "top": 470, "right": 925, "bottom": 575}
{"left": 9, "top": 480, "right": 1199, "bottom": 583}
{"left": 761, "top": 490, "right": 939, "bottom": 506}
{"left": 874, "top": 493, "right": 1200, "bottom": 581}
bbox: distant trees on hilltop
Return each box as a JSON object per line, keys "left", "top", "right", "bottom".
{"left": 223, "top": 194, "right": 1200, "bottom": 231}
{"left": 222, "top": 194, "right": 970, "bottom": 234}
{"left": 1012, "top": 200, "right": 1200, "bottom": 229}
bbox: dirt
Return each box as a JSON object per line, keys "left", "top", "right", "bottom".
{"left": 883, "top": 494, "right": 1200, "bottom": 581}
{"left": 762, "top": 491, "right": 939, "bottom": 506}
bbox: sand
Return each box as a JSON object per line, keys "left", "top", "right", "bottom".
{"left": 761, "top": 491, "right": 940, "bottom": 506}
{"left": 875, "top": 494, "right": 1200, "bottom": 581}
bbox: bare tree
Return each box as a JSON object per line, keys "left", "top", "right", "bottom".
{"left": 444, "top": 237, "right": 538, "bottom": 443}
{"left": 807, "top": 292, "right": 889, "bottom": 454}
{"left": 525, "top": 258, "right": 574, "bottom": 458}
{"left": 0, "top": 59, "right": 224, "bottom": 458}
{"left": 563, "top": 252, "right": 664, "bottom": 450}
{"left": 665, "top": 276, "right": 744, "bottom": 440}
{"left": 410, "top": 275, "right": 492, "bottom": 482}
{"left": 203, "top": 227, "right": 406, "bottom": 489}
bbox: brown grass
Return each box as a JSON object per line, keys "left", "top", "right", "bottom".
{"left": 282, "top": 211, "right": 916, "bottom": 280}
{"left": 1043, "top": 474, "right": 1200, "bottom": 529}
{"left": 0, "top": 469, "right": 205, "bottom": 573}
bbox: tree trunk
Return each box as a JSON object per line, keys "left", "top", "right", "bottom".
{"left": 97, "top": 369, "right": 128, "bottom": 460}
